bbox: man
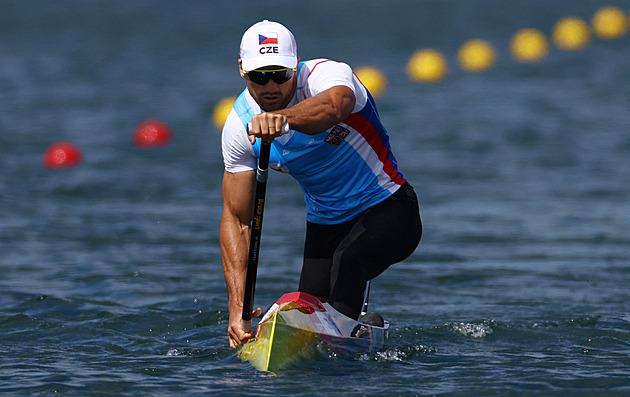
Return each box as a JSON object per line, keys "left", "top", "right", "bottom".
{"left": 220, "top": 20, "right": 422, "bottom": 348}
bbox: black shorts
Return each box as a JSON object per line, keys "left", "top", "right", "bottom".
{"left": 298, "top": 183, "right": 422, "bottom": 319}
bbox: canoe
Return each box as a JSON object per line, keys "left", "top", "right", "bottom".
{"left": 238, "top": 292, "right": 389, "bottom": 372}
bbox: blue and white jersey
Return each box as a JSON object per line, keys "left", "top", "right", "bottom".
{"left": 221, "top": 59, "right": 406, "bottom": 224}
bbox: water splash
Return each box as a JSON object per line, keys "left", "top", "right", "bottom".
{"left": 165, "top": 348, "right": 182, "bottom": 356}
{"left": 373, "top": 344, "right": 438, "bottom": 362}
{"left": 448, "top": 321, "right": 494, "bottom": 338}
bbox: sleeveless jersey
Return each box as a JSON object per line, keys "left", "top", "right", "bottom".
{"left": 221, "top": 59, "right": 406, "bottom": 224}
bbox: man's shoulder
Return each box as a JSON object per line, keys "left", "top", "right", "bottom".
{"left": 300, "top": 58, "right": 349, "bottom": 73}
{"left": 298, "top": 59, "right": 354, "bottom": 88}
{"left": 301, "top": 58, "right": 333, "bottom": 66}
{"left": 297, "top": 58, "right": 359, "bottom": 101}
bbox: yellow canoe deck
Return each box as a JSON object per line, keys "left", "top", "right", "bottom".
{"left": 238, "top": 292, "right": 388, "bottom": 372}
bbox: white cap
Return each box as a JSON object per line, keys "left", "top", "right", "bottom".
{"left": 240, "top": 20, "right": 298, "bottom": 72}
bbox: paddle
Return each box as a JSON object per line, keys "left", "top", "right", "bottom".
{"left": 241, "top": 123, "right": 289, "bottom": 333}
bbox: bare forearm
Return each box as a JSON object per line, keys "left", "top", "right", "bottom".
{"left": 220, "top": 170, "right": 257, "bottom": 347}
{"left": 220, "top": 217, "right": 250, "bottom": 316}
{"left": 276, "top": 85, "right": 356, "bottom": 135}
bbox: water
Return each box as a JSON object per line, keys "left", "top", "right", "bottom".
{"left": 2, "top": 0, "right": 630, "bottom": 395}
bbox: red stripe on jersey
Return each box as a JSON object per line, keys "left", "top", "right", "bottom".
{"left": 345, "top": 113, "right": 406, "bottom": 186}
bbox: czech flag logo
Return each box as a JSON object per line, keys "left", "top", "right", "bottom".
{"left": 258, "top": 33, "right": 278, "bottom": 45}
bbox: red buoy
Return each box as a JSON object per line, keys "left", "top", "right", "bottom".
{"left": 133, "top": 119, "right": 172, "bottom": 147}
{"left": 43, "top": 142, "right": 82, "bottom": 169}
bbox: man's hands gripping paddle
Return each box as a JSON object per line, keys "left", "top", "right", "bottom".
{"left": 228, "top": 306, "right": 262, "bottom": 348}
{"left": 236, "top": 120, "right": 289, "bottom": 348}
{"left": 247, "top": 113, "right": 290, "bottom": 144}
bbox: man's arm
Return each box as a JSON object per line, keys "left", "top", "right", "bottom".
{"left": 248, "top": 85, "right": 356, "bottom": 141}
{"left": 220, "top": 169, "right": 261, "bottom": 348}
{"left": 282, "top": 85, "right": 356, "bottom": 134}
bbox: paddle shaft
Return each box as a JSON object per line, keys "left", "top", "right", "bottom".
{"left": 241, "top": 123, "right": 290, "bottom": 332}
{"left": 241, "top": 142, "right": 270, "bottom": 332}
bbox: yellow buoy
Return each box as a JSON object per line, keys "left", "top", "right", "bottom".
{"left": 212, "top": 96, "right": 236, "bottom": 130}
{"left": 591, "top": 6, "right": 629, "bottom": 40}
{"left": 510, "top": 28, "right": 549, "bottom": 62}
{"left": 406, "top": 49, "right": 448, "bottom": 83}
{"left": 552, "top": 17, "right": 591, "bottom": 50}
{"left": 354, "top": 66, "right": 387, "bottom": 97}
{"left": 457, "top": 39, "right": 496, "bottom": 72}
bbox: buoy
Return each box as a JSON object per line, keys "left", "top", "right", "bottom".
{"left": 43, "top": 142, "right": 82, "bottom": 169}
{"left": 407, "top": 49, "right": 448, "bottom": 83}
{"left": 457, "top": 39, "right": 496, "bottom": 72}
{"left": 552, "top": 17, "right": 591, "bottom": 50}
{"left": 591, "top": 6, "right": 629, "bottom": 40}
{"left": 354, "top": 66, "right": 387, "bottom": 97}
{"left": 510, "top": 28, "right": 549, "bottom": 62}
{"left": 133, "top": 119, "right": 172, "bottom": 147}
{"left": 212, "top": 96, "right": 236, "bottom": 130}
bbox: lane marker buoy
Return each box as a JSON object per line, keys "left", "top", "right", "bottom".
{"left": 43, "top": 142, "right": 82, "bottom": 169}
{"left": 133, "top": 119, "right": 172, "bottom": 147}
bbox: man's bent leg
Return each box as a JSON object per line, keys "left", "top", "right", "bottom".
{"left": 299, "top": 220, "right": 355, "bottom": 301}
{"left": 328, "top": 183, "right": 422, "bottom": 319}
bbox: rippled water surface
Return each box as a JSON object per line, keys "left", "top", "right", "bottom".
{"left": 2, "top": 1, "right": 630, "bottom": 395}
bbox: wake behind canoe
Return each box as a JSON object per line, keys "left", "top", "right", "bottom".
{"left": 238, "top": 292, "right": 389, "bottom": 372}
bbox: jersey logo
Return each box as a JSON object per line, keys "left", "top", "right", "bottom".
{"left": 324, "top": 125, "right": 350, "bottom": 146}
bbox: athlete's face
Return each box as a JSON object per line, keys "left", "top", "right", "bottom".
{"left": 239, "top": 59, "right": 299, "bottom": 112}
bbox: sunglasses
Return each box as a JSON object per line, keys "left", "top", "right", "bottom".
{"left": 245, "top": 67, "right": 296, "bottom": 85}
